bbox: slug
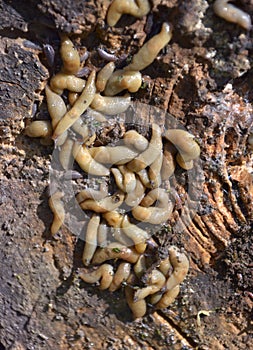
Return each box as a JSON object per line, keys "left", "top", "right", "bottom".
{"left": 213, "top": 0, "right": 252, "bottom": 30}
{"left": 52, "top": 70, "right": 96, "bottom": 140}
{"left": 92, "top": 242, "right": 140, "bottom": 264}
{"left": 80, "top": 264, "right": 114, "bottom": 290}
{"left": 107, "top": 0, "right": 151, "bottom": 27}
{"left": 104, "top": 70, "right": 142, "bottom": 96}
{"left": 48, "top": 191, "right": 65, "bottom": 235}
{"left": 60, "top": 36, "right": 80, "bottom": 75}
{"left": 82, "top": 213, "right": 100, "bottom": 266}
{"left": 124, "top": 22, "right": 172, "bottom": 71}
{"left": 90, "top": 93, "right": 131, "bottom": 115}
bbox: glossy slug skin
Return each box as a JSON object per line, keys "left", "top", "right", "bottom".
{"left": 213, "top": 0, "right": 252, "bottom": 30}
{"left": 59, "top": 138, "right": 74, "bottom": 170}
{"left": 72, "top": 142, "right": 110, "bottom": 176}
{"left": 50, "top": 73, "right": 86, "bottom": 95}
{"left": 82, "top": 213, "right": 100, "bottom": 266}
{"left": 153, "top": 285, "right": 180, "bottom": 309}
{"left": 123, "top": 130, "right": 149, "bottom": 152}
{"left": 125, "top": 177, "right": 145, "bottom": 207}
{"left": 92, "top": 242, "right": 140, "bottom": 264}
{"left": 96, "top": 62, "right": 115, "bottom": 92}
{"left": 104, "top": 70, "right": 142, "bottom": 96}
{"left": 109, "top": 262, "right": 131, "bottom": 292}
{"left": 107, "top": 0, "right": 151, "bottom": 27}
{"left": 48, "top": 191, "right": 65, "bottom": 235}
{"left": 165, "top": 246, "right": 189, "bottom": 290}
{"left": 163, "top": 129, "right": 200, "bottom": 161}
{"left": 127, "top": 123, "right": 163, "bottom": 172}
{"left": 125, "top": 22, "right": 172, "bottom": 71}
{"left": 80, "top": 191, "right": 125, "bottom": 213}
{"left": 134, "top": 269, "right": 166, "bottom": 301}
{"left": 25, "top": 120, "right": 52, "bottom": 138}
{"left": 90, "top": 93, "right": 131, "bottom": 115}
{"left": 125, "top": 273, "right": 147, "bottom": 319}
{"left": 60, "top": 36, "right": 81, "bottom": 74}
{"left": 89, "top": 145, "right": 139, "bottom": 165}
{"left": 76, "top": 184, "right": 108, "bottom": 204}
{"left": 80, "top": 264, "right": 114, "bottom": 290}
{"left": 53, "top": 70, "right": 96, "bottom": 140}
{"left": 121, "top": 216, "right": 149, "bottom": 253}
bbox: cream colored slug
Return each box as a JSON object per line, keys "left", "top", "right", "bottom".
{"left": 25, "top": 120, "right": 52, "bottom": 138}
{"left": 123, "top": 130, "right": 149, "bottom": 152}
{"left": 52, "top": 70, "right": 96, "bottom": 140}
{"left": 59, "top": 138, "right": 74, "bottom": 170}
{"left": 82, "top": 213, "right": 100, "bottom": 266}
{"left": 96, "top": 62, "right": 115, "bottom": 92}
{"left": 134, "top": 269, "right": 166, "bottom": 301}
{"left": 107, "top": 0, "right": 151, "bottom": 27}
{"left": 132, "top": 188, "right": 173, "bottom": 224}
{"left": 109, "top": 262, "right": 131, "bottom": 292}
{"left": 76, "top": 184, "right": 108, "bottom": 204}
{"left": 165, "top": 246, "right": 189, "bottom": 290}
{"left": 125, "top": 177, "right": 145, "bottom": 207}
{"left": 164, "top": 129, "right": 200, "bottom": 162}
{"left": 124, "top": 22, "right": 172, "bottom": 71}
{"left": 104, "top": 70, "right": 142, "bottom": 96}
{"left": 80, "top": 264, "right": 114, "bottom": 290}
{"left": 153, "top": 285, "right": 180, "bottom": 309}
{"left": 125, "top": 273, "right": 147, "bottom": 319}
{"left": 90, "top": 93, "right": 131, "bottom": 115}
{"left": 48, "top": 191, "right": 65, "bottom": 235}
{"left": 92, "top": 242, "right": 140, "bottom": 264}
{"left": 121, "top": 216, "right": 149, "bottom": 253}
{"left": 60, "top": 36, "right": 80, "bottom": 75}
{"left": 80, "top": 191, "right": 125, "bottom": 213}
{"left": 89, "top": 145, "right": 139, "bottom": 165}
{"left": 72, "top": 142, "right": 110, "bottom": 176}
{"left": 127, "top": 123, "right": 163, "bottom": 172}
{"left": 50, "top": 73, "right": 86, "bottom": 95}
{"left": 213, "top": 0, "right": 251, "bottom": 30}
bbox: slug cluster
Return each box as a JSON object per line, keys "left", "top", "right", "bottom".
{"left": 24, "top": 7, "right": 199, "bottom": 318}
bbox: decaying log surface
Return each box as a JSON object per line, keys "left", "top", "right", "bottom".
{"left": 0, "top": 0, "right": 252, "bottom": 349}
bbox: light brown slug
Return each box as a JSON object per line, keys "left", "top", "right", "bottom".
{"left": 97, "top": 220, "right": 108, "bottom": 248}
{"left": 127, "top": 123, "right": 163, "bottom": 172}
{"left": 92, "top": 242, "right": 140, "bottom": 264}
{"left": 76, "top": 184, "right": 108, "bottom": 204}
{"left": 213, "top": 0, "right": 252, "bottom": 30}
{"left": 71, "top": 118, "right": 90, "bottom": 142}
{"left": 102, "top": 210, "right": 124, "bottom": 228}
{"left": 158, "top": 256, "right": 172, "bottom": 276}
{"left": 176, "top": 153, "right": 193, "bottom": 170}
{"left": 161, "top": 142, "right": 176, "bottom": 180}
{"left": 137, "top": 169, "right": 152, "bottom": 188}
{"left": 107, "top": 0, "right": 151, "bottom": 27}
{"left": 104, "top": 70, "right": 142, "bottom": 96}
{"left": 80, "top": 191, "right": 125, "bottom": 213}
{"left": 59, "top": 138, "right": 74, "bottom": 170}
{"left": 124, "top": 22, "right": 172, "bottom": 71}
{"left": 134, "top": 269, "right": 166, "bottom": 301}
{"left": 123, "top": 130, "right": 149, "bottom": 152}
{"left": 125, "top": 273, "right": 147, "bottom": 319}
{"left": 163, "top": 129, "right": 200, "bottom": 162}
{"left": 133, "top": 254, "right": 146, "bottom": 278}
{"left": 121, "top": 216, "right": 149, "bottom": 253}
{"left": 25, "top": 120, "right": 52, "bottom": 138}
{"left": 118, "top": 165, "right": 136, "bottom": 193}
{"left": 125, "top": 177, "right": 145, "bottom": 207}
{"left": 151, "top": 285, "right": 180, "bottom": 308}
{"left": 52, "top": 71, "right": 96, "bottom": 140}
{"left": 132, "top": 188, "right": 173, "bottom": 224}
{"left": 68, "top": 92, "right": 79, "bottom": 106}
{"left": 89, "top": 145, "right": 139, "bottom": 165}
{"left": 80, "top": 264, "right": 114, "bottom": 290}
{"left": 48, "top": 191, "right": 65, "bottom": 235}
{"left": 82, "top": 213, "right": 100, "bottom": 266}
{"left": 148, "top": 151, "right": 163, "bottom": 188}
{"left": 165, "top": 246, "right": 189, "bottom": 290}
{"left": 109, "top": 262, "right": 131, "bottom": 292}
{"left": 72, "top": 142, "right": 110, "bottom": 176}
{"left": 90, "top": 93, "right": 131, "bottom": 115}
{"left": 96, "top": 62, "right": 115, "bottom": 92}
{"left": 155, "top": 285, "right": 180, "bottom": 309}
{"left": 50, "top": 72, "right": 86, "bottom": 95}
{"left": 60, "top": 36, "right": 81, "bottom": 75}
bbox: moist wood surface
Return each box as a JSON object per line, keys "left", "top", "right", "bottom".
{"left": 0, "top": 0, "right": 252, "bottom": 349}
